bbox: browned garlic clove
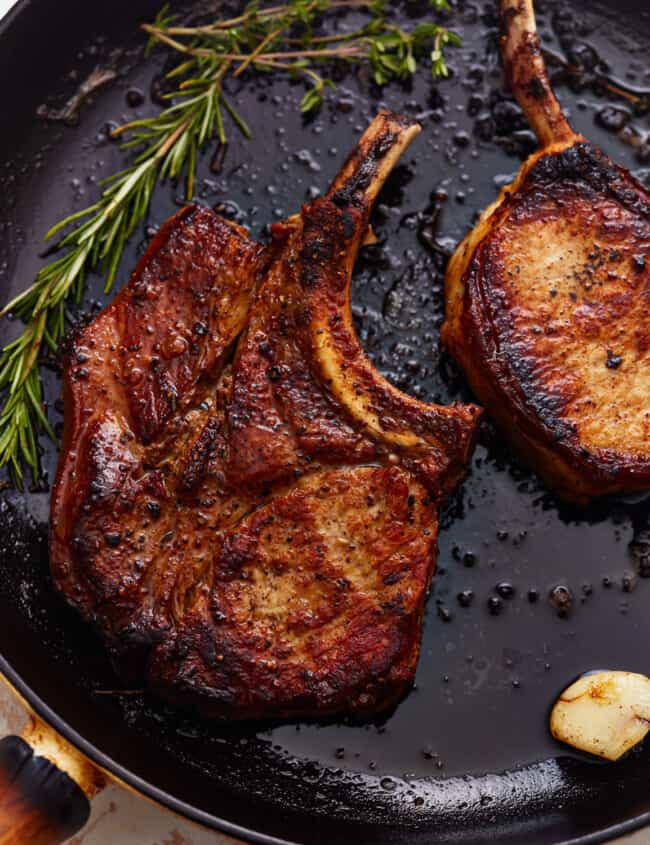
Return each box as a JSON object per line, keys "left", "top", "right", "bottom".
{"left": 550, "top": 671, "right": 650, "bottom": 761}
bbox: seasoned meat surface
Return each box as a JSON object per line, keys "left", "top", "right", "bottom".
{"left": 50, "top": 204, "right": 265, "bottom": 634}
{"left": 151, "top": 465, "right": 439, "bottom": 718}
{"left": 442, "top": 0, "right": 650, "bottom": 502}
{"left": 51, "top": 112, "right": 480, "bottom": 719}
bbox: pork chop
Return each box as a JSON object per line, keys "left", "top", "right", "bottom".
{"left": 442, "top": 0, "right": 650, "bottom": 503}
{"left": 50, "top": 112, "right": 480, "bottom": 719}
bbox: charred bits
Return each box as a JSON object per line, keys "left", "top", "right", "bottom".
{"left": 605, "top": 349, "right": 622, "bottom": 370}
{"left": 549, "top": 584, "right": 573, "bottom": 618}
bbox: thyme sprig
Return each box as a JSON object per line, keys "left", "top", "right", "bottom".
{"left": 0, "top": 0, "right": 460, "bottom": 485}
{"left": 144, "top": 0, "right": 459, "bottom": 113}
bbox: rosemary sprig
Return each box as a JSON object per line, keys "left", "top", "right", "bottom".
{"left": 0, "top": 0, "right": 460, "bottom": 485}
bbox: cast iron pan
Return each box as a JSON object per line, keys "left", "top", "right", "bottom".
{"left": 0, "top": 0, "right": 649, "bottom": 841}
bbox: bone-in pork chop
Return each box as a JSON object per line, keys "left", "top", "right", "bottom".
{"left": 442, "top": 0, "right": 650, "bottom": 503}
{"left": 50, "top": 112, "right": 480, "bottom": 719}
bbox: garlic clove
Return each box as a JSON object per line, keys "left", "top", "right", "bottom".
{"left": 550, "top": 671, "right": 650, "bottom": 762}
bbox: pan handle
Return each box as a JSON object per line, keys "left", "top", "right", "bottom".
{"left": 0, "top": 715, "right": 105, "bottom": 844}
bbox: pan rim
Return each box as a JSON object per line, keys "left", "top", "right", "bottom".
{"left": 0, "top": 653, "right": 294, "bottom": 844}
{"left": 0, "top": 0, "right": 28, "bottom": 28}
{"left": 2, "top": 652, "right": 650, "bottom": 845}
{"left": 1, "top": 0, "right": 650, "bottom": 843}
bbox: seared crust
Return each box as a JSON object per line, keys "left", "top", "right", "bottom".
{"left": 443, "top": 0, "right": 650, "bottom": 503}
{"left": 50, "top": 205, "right": 265, "bottom": 627}
{"left": 301, "top": 199, "right": 478, "bottom": 494}
{"left": 150, "top": 466, "right": 438, "bottom": 719}
{"left": 443, "top": 141, "right": 650, "bottom": 501}
{"left": 50, "top": 113, "right": 480, "bottom": 719}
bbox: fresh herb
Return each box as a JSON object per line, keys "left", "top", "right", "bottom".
{"left": 0, "top": 0, "right": 460, "bottom": 485}
{"left": 144, "top": 0, "right": 460, "bottom": 113}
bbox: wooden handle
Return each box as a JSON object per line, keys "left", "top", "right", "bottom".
{"left": 0, "top": 716, "right": 104, "bottom": 844}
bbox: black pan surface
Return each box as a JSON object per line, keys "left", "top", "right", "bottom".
{"left": 1, "top": 0, "right": 649, "bottom": 841}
